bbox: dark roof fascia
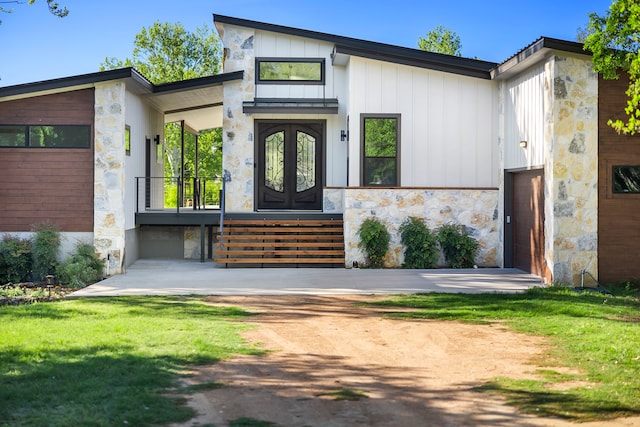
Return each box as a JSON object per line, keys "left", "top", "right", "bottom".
{"left": 243, "top": 98, "right": 339, "bottom": 114}
{"left": 492, "top": 37, "right": 590, "bottom": 79}
{"left": 0, "top": 68, "right": 153, "bottom": 98}
{"left": 333, "top": 44, "right": 495, "bottom": 79}
{"left": 153, "top": 70, "right": 244, "bottom": 94}
{"left": 214, "top": 14, "right": 497, "bottom": 80}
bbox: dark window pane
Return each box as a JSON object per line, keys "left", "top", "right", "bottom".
{"left": 258, "top": 60, "right": 323, "bottom": 82}
{"left": 613, "top": 166, "right": 640, "bottom": 193}
{"left": 29, "top": 125, "right": 90, "bottom": 148}
{"left": 0, "top": 126, "right": 26, "bottom": 147}
{"left": 364, "top": 158, "right": 397, "bottom": 186}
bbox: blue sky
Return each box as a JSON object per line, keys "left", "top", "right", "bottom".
{"left": 1, "top": 0, "right": 610, "bottom": 87}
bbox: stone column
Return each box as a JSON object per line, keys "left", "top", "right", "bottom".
{"left": 94, "top": 82, "right": 127, "bottom": 274}
{"left": 221, "top": 27, "right": 256, "bottom": 212}
{"left": 545, "top": 55, "right": 599, "bottom": 284}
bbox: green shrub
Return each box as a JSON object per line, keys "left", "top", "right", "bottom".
{"left": 358, "top": 217, "right": 390, "bottom": 268}
{"left": 0, "top": 235, "right": 32, "bottom": 283}
{"left": 31, "top": 224, "right": 60, "bottom": 282}
{"left": 399, "top": 217, "right": 438, "bottom": 269}
{"left": 437, "top": 223, "right": 479, "bottom": 268}
{"left": 58, "top": 243, "right": 104, "bottom": 288}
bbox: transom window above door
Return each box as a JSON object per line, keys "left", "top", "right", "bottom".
{"left": 256, "top": 58, "right": 325, "bottom": 84}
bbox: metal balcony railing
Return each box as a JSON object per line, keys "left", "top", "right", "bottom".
{"left": 135, "top": 176, "right": 222, "bottom": 213}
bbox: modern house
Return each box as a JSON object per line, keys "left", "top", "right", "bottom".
{"left": 1, "top": 14, "right": 638, "bottom": 285}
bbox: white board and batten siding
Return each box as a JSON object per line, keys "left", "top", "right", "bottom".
{"left": 124, "top": 90, "right": 165, "bottom": 230}
{"left": 253, "top": 32, "right": 337, "bottom": 99}
{"left": 503, "top": 63, "right": 546, "bottom": 170}
{"left": 347, "top": 57, "right": 498, "bottom": 188}
{"left": 252, "top": 31, "right": 349, "bottom": 187}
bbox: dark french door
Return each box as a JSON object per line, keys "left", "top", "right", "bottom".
{"left": 257, "top": 121, "right": 324, "bottom": 210}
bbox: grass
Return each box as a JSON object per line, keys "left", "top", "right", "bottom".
{"left": 365, "top": 285, "right": 640, "bottom": 422}
{"left": 316, "top": 388, "right": 370, "bottom": 401}
{"left": 0, "top": 296, "right": 262, "bottom": 427}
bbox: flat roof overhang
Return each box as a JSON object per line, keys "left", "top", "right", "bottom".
{"left": 243, "top": 98, "right": 339, "bottom": 114}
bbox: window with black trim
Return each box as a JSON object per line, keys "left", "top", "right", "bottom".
{"left": 361, "top": 115, "right": 400, "bottom": 186}
{"left": 256, "top": 58, "right": 325, "bottom": 84}
{"left": 0, "top": 125, "right": 90, "bottom": 148}
{"left": 613, "top": 165, "right": 640, "bottom": 193}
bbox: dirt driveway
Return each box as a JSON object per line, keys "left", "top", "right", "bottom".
{"left": 171, "top": 295, "right": 640, "bottom": 427}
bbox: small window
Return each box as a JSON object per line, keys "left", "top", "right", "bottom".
{"left": 125, "top": 125, "right": 131, "bottom": 156}
{"left": 29, "top": 125, "right": 90, "bottom": 148}
{"left": 0, "top": 126, "right": 26, "bottom": 147}
{"left": 256, "top": 58, "right": 325, "bottom": 84}
{"left": 0, "top": 125, "right": 90, "bottom": 148}
{"left": 613, "top": 165, "right": 640, "bottom": 193}
{"left": 361, "top": 115, "right": 400, "bottom": 186}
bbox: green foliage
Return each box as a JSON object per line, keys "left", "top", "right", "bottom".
{"left": 101, "top": 23, "right": 224, "bottom": 196}
{"left": 0, "top": 236, "right": 32, "bottom": 283}
{"left": 436, "top": 223, "right": 479, "bottom": 268}
{"left": 358, "top": 217, "right": 390, "bottom": 268}
{"left": 399, "top": 217, "right": 438, "bottom": 269}
{"left": 417, "top": 25, "right": 462, "bottom": 56}
{"left": 0, "top": 296, "right": 261, "bottom": 426}
{"left": 30, "top": 224, "right": 60, "bottom": 282}
{"left": 584, "top": 0, "right": 640, "bottom": 134}
{"left": 58, "top": 243, "right": 104, "bottom": 288}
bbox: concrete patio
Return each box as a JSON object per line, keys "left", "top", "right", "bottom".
{"left": 70, "top": 260, "right": 544, "bottom": 297}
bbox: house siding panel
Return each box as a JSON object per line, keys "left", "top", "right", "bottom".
{"left": 349, "top": 57, "right": 497, "bottom": 187}
{"left": 0, "top": 89, "right": 94, "bottom": 232}
{"left": 504, "top": 64, "right": 546, "bottom": 169}
{"left": 598, "top": 75, "right": 640, "bottom": 283}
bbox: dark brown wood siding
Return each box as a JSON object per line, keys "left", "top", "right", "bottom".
{"left": 598, "top": 75, "right": 640, "bottom": 283}
{"left": 0, "top": 89, "right": 94, "bottom": 232}
{"left": 512, "top": 169, "right": 550, "bottom": 280}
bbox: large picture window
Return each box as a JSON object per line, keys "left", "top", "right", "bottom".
{"left": 256, "top": 58, "right": 325, "bottom": 84}
{"left": 361, "top": 115, "right": 400, "bottom": 186}
{"left": 0, "top": 125, "right": 91, "bottom": 148}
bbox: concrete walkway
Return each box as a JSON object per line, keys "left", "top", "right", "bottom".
{"left": 71, "top": 259, "right": 543, "bottom": 297}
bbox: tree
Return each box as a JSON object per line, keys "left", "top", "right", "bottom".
{"left": 583, "top": 0, "right": 640, "bottom": 134}
{"left": 0, "top": 0, "right": 68, "bottom": 23}
{"left": 101, "top": 21, "right": 224, "bottom": 205}
{"left": 417, "top": 25, "right": 462, "bottom": 56}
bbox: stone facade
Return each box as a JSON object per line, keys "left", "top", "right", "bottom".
{"left": 343, "top": 188, "right": 499, "bottom": 268}
{"left": 94, "top": 82, "right": 127, "bottom": 274}
{"left": 221, "top": 26, "right": 256, "bottom": 212}
{"left": 545, "top": 55, "right": 599, "bottom": 284}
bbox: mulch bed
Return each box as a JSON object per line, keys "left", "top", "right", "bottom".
{"left": 0, "top": 283, "right": 75, "bottom": 306}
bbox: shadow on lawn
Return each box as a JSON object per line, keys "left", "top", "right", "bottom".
{"left": 0, "top": 347, "right": 195, "bottom": 426}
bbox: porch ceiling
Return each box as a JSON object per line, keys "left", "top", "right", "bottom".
{"left": 146, "top": 85, "right": 224, "bottom": 132}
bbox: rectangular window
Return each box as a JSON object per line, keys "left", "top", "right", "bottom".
{"left": 0, "top": 125, "right": 26, "bottom": 147}
{"left": 256, "top": 58, "right": 325, "bottom": 84}
{"left": 361, "top": 115, "right": 400, "bottom": 186}
{"left": 0, "top": 125, "right": 90, "bottom": 148}
{"left": 125, "top": 125, "right": 131, "bottom": 156}
{"left": 613, "top": 165, "right": 640, "bottom": 193}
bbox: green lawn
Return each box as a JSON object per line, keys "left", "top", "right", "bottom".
{"left": 365, "top": 286, "right": 640, "bottom": 422}
{"left": 0, "top": 296, "right": 262, "bottom": 427}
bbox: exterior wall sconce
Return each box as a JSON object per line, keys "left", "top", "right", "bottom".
{"left": 340, "top": 130, "right": 348, "bottom": 141}
{"left": 519, "top": 140, "right": 528, "bottom": 148}
{"left": 154, "top": 134, "right": 161, "bottom": 145}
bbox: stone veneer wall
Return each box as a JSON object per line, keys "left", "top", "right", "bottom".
{"left": 545, "top": 55, "right": 599, "bottom": 284}
{"left": 344, "top": 188, "right": 499, "bottom": 268}
{"left": 94, "top": 82, "right": 127, "bottom": 274}
{"left": 221, "top": 26, "right": 256, "bottom": 212}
